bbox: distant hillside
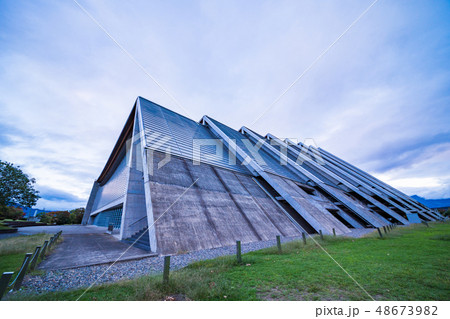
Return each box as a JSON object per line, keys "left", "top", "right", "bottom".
{"left": 411, "top": 195, "right": 450, "bottom": 209}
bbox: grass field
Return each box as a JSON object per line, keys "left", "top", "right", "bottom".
{"left": 0, "top": 233, "right": 53, "bottom": 275}
{"left": 8, "top": 222, "right": 450, "bottom": 301}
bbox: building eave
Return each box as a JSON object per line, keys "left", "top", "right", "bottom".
{"left": 96, "top": 101, "right": 136, "bottom": 184}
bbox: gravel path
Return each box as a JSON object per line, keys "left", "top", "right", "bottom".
{"left": 16, "top": 229, "right": 376, "bottom": 296}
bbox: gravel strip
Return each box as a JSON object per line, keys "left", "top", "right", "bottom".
{"left": 17, "top": 229, "right": 376, "bottom": 296}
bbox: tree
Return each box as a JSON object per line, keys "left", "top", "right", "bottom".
{"left": 38, "top": 211, "right": 74, "bottom": 225}
{"left": 0, "top": 206, "right": 24, "bottom": 220}
{"left": 0, "top": 161, "right": 40, "bottom": 213}
{"left": 37, "top": 211, "right": 52, "bottom": 224}
{"left": 69, "top": 207, "right": 85, "bottom": 224}
{"left": 53, "top": 211, "right": 70, "bottom": 225}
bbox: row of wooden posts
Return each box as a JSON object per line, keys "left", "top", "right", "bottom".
{"left": 377, "top": 224, "right": 397, "bottom": 238}
{"left": 161, "top": 229, "right": 339, "bottom": 285}
{"left": 0, "top": 231, "right": 62, "bottom": 300}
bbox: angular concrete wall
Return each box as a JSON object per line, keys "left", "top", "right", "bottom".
{"left": 147, "top": 151, "right": 301, "bottom": 255}
{"left": 83, "top": 96, "right": 442, "bottom": 255}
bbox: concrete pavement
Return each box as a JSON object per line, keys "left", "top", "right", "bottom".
{"left": 12, "top": 225, "right": 156, "bottom": 270}
{"left": 16, "top": 224, "right": 108, "bottom": 235}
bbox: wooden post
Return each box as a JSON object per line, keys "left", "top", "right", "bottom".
{"left": 13, "top": 253, "right": 32, "bottom": 290}
{"left": 302, "top": 232, "right": 307, "bottom": 245}
{"left": 163, "top": 256, "right": 170, "bottom": 285}
{"left": 319, "top": 230, "right": 324, "bottom": 240}
{"left": 276, "top": 235, "right": 282, "bottom": 253}
{"left": 236, "top": 241, "right": 242, "bottom": 263}
{"left": 377, "top": 228, "right": 383, "bottom": 238}
{"left": 39, "top": 241, "right": 49, "bottom": 260}
{"left": 332, "top": 228, "right": 336, "bottom": 237}
{"left": 0, "top": 272, "right": 14, "bottom": 300}
{"left": 29, "top": 246, "right": 41, "bottom": 271}
{"left": 49, "top": 236, "right": 55, "bottom": 248}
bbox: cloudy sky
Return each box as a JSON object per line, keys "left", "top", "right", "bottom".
{"left": 1, "top": 0, "right": 449, "bottom": 210}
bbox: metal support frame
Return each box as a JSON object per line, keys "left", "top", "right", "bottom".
{"left": 306, "top": 144, "right": 438, "bottom": 222}
{"left": 260, "top": 132, "right": 409, "bottom": 225}
{"left": 318, "top": 147, "right": 441, "bottom": 220}
{"left": 239, "top": 128, "right": 382, "bottom": 227}
{"left": 201, "top": 116, "right": 326, "bottom": 233}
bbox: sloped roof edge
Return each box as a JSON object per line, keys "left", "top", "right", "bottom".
{"left": 97, "top": 101, "right": 136, "bottom": 184}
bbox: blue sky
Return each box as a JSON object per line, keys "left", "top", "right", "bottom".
{"left": 0, "top": 0, "right": 449, "bottom": 210}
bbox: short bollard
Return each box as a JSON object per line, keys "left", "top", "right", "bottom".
{"left": 332, "top": 228, "right": 336, "bottom": 237}
{"left": 162, "top": 256, "right": 170, "bottom": 285}
{"left": 319, "top": 230, "right": 324, "bottom": 240}
{"left": 236, "top": 240, "right": 242, "bottom": 263}
{"left": 377, "top": 228, "right": 383, "bottom": 238}
{"left": 302, "top": 232, "right": 307, "bottom": 245}
{"left": 0, "top": 272, "right": 14, "bottom": 300}
{"left": 13, "top": 253, "right": 32, "bottom": 291}
{"left": 49, "top": 236, "right": 54, "bottom": 248}
{"left": 276, "top": 235, "right": 282, "bottom": 253}
{"left": 39, "top": 241, "right": 49, "bottom": 260}
{"left": 29, "top": 246, "right": 41, "bottom": 271}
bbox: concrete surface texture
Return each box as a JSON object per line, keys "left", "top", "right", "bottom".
{"left": 148, "top": 152, "right": 301, "bottom": 255}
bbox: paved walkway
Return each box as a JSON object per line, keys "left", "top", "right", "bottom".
{"left": 13, "top": 225, "right": 155, "bottom": 270}
{"left": 38, "top": 233, "right": 156, "bottom": 270}
{"left": 17, "top": 225, "right": 108, "bottom": 235}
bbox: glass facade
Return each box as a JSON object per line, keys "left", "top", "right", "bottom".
{"left": 93, "top": 207, "right": 123, "bottom": 229}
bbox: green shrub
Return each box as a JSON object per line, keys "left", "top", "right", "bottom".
{"left": 0, "top": 206, "right": 24, "bottom": 220}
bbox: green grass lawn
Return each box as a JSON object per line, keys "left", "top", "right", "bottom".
{"left": 9, "top": 222, "right": 450, "bottom": 301}
{"left": 0, "top": 233, "right": 53, "bottom": 275}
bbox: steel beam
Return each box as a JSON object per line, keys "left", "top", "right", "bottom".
{"left": 294, "top": 142, "right": 417, "bottom": 217}
{"left": 259, "top": 131, "right": 409, "bottom": 225}
{"left": 240, "top": 128, "right": 384, "bottom": 227}
{"left": 318, "top": 147, "right": 441, "bottom": 220}
{"left": 201, "top": 116, "right": 326, "bottom": 233}
{"left": 307, "top": 144, "right": 438, "bottom": 221}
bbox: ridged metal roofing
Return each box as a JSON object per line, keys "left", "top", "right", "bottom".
{"left": 207, "top": 117, "right": 304, "bottom": 182}
{"left": 138, "top": 97, "right": 250, "bottom": 174}
{"left": 285, "top": 143, "right": 343, "bottom": 187}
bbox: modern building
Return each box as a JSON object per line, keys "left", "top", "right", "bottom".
{"left": 82, "top": 97, "right": 442, "bottom": 254}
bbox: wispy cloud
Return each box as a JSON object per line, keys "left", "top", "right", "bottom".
{"left": 0, "top": 0, "right": 449, "bottom": 210}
